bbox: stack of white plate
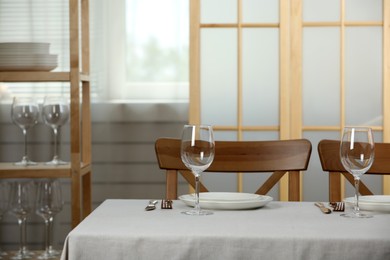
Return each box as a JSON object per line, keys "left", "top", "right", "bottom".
{"left": 179, "top": 192, "right": 273, "bottom": 210}
{"left": 344, "top": 195, "right": 390, "bottom": 212}
{"left": 0, "top": 42, "right": 57, "bottom": 71}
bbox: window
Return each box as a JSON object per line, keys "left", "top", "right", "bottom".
{"left": 95, "top": 0, "right": 189, "bottom": 102}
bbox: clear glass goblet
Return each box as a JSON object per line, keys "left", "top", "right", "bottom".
{"left": 42, "top": 96, "right": 70, "bottom": 165}
{"left": 11, "top": 97, "right": 39, "bottom": 166}
{"left": 180, "top": 124, "right": 215, "bottom": 216}
{"left": 340, "top": 126, "right": 375, "bottom": 218}
{"left": 35, "top": 179, "right": 64, "bottom": 259}
{"left": 8, "top": 180, "right": 35, "bottom": 259}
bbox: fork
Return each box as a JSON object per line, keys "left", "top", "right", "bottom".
{"left": 161, "top": 199, "right": 173, "bottom": 209}
{"left": 329, "top": 202, "right": 345, "bottom": 212}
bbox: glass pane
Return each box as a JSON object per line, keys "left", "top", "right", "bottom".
{"left": 303, "top": 0, "right": 340, "bottom": 22}
{"left": 243, "top": 172, "right": 279, "bottom": 200}
{"left": 242, "top": 131, "right": 279, "bottom": 141}
{"left": 345, "top": 27, "right": 382, "bottom": 126}
{"left": 214, "top": 131, "right": 238, "bottom": 141}
{"left": 345, "top": 0, "right": 383, "bottom": 21}
{"left": 242, "top": 0, "right": 279, "bottom": 23}
{"left": 303, "top": 27, "right": 340, "bottom": 126}
{"left": 201, "top": 29, "right": 238, "bottom": 126}
{"left": 242, "top": 28, "right": 279, "bottom": 126}
{"left": 201, "top": 0, "right": 237, "bottom": 23}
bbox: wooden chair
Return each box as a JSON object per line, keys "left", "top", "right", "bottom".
{"left": 155, "top": 138, "right": 312, "bottom": 201}
{"left": 318, "top": 139, "right": 390, "bottom": 202}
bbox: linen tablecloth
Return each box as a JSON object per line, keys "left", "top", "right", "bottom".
{"left": 61, "top": 199, "right": 390, "bottom": 260}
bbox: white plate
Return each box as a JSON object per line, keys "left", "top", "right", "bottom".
{"left": 344, "top": 195, "right": 390, "bottom": 212}
{"left": 0, "top": 42, "right": 50, "bottom": 54}
{"left": 179, "top": 192, "right": 273, "bottom": 210}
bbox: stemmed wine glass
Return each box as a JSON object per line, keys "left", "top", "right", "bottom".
{"left": 8, "top": 180, "right": 35, "bottom": 259}
{"left": 180, "top": 124, "right": 215, "bottom": 215}
{"left": 42, "top": 96, "right": 70, "bottom": 165}
{"left": 11, "top": 97, "right": 39, "bottom": 166}
{"left": 0, "top": 181, "right": 10, "bottom": 258}
{"left": 35, "top": 179, "right": 64, "bottom": 259}
{"left": 340, "top": 126, "right": 375, "bottom": 218}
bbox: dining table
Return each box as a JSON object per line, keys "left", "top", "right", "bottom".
{"left": 60, "top": 198, "right": 390, "bottom": 260}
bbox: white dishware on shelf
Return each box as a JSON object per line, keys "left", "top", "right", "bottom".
{"left": 180, "top": 124, "right": 215, "bottom": 216}
{"left": 0, "top": 42, "right": 57, "bottom": 71}
{"left": 340, "top": 127, "right": 375, "bottom": 218}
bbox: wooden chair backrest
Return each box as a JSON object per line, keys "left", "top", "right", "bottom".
{"left": 318, "top": 139, "right": 390, "bottom": 202}
{"left": 155, "top": 138, "right": 312, "bottom": 201}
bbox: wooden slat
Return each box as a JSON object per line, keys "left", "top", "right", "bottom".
{"left": 200, "top": 23, "right": 279, "bottom": 28}
{"left": 384, "top": 0, "right": 390, "bottom": 194}
{"left": 0, "top": 163, "right": 71, "bottom": 178}
{"left": 189, "top": 0, "right": 200, "bottom": 125}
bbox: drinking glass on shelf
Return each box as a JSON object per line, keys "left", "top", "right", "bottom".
{"left": 180, "top": 124, "right": 215, "bottom": 216}
{"left": 11, "top": 97, "right": 39, "bottom": 166}
{"left": 42, "top": 96, "right": 70, "bottom": 165}
{"left": 340, "top": 126, "right": 375, "bottom": 218}
{"left": 0, "top": 181, "right": 10, "bottom": 258}
{"left": 8, "top": 180, "right": 35, "bottom": 259}
{"left": 35, "top": 179, "right": 64, "bottom": 259}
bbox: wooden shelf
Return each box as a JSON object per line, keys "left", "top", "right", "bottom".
{"left": 0, "top": 71, "right": 90, "bottom": 82}
{"left": 0, "top": 0, "right": 92, "bottom": 228}
{"left": 0, "top": 162, "right": 91, "bottom": 178}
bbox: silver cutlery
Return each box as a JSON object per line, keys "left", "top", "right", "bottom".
{"left": 329, "top": 202, "right": 345, "bottom": 212}
{"left": 314, "top": 202, "right": 331, "bottom": 214}
{"left": 145, "top": 200, "right": 158, "bottom": 211}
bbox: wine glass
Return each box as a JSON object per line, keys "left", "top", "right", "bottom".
{"left": 180, "top": 124, "right": 215, "bottom": 215}
{"left": 11, "top": 97, "right": 39, "bottom": 166}
{"left": 0, "top": 181, "right": 10, "bottom": 258}
{"left": 8, "top": 180, "right": 35, "bottom": 259}
{"left": 42, "top": 96, "right": 70, "bottom": 165}
{"left": 35, "top": 179, "right": 63, "bottom": 259}
{"left": 340, "top": 127, "right": 375, "bottom": 218}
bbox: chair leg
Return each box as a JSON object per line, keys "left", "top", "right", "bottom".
{"left": 329, "top": 173, "right": 342, "bottom": 202}
{"left": 288, "top": 171, "right": 300, "bottom": 201}
{"left": 166, "top": 170, "right": 178, "bottom": 200}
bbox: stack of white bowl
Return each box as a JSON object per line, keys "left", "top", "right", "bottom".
{"left": 0, "top": 42, "right": 57, "bottom": 71}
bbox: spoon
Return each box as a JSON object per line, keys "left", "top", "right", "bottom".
{"left": 314, "top": 202, "right": 331, "bottom": 214}
{"left": 145, "top": 200, "right": 158, "bottom": 211}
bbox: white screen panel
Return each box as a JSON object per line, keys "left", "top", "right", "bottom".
{"left": 345, "top": 0, "right": 383, "bottom": 21}
{"left": 303, "top": 0, "right": 340, "bottom": 22}
{"left": 242, "top": 0, "right": 279, "bottom": 23}
{"left": 200, "top": 29, "right": 238, "bottom": 126}
{"left": 242, "top": 28, "right": 279, "bottom": 126}
{"left": 200, "top": 0, "right": 237, "bottom": 24}
{"left": 242, "top": 131, "right": 279, "bottom": 141}
{"left": 303, "top": 27, "right": 340, "bottom": 126}
{"left": 345, "top": 27, "right": 382, "bottom": 126}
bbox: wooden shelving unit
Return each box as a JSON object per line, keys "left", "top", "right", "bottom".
{"left": 0, "top": 0, "right": 92, "bottom": 228}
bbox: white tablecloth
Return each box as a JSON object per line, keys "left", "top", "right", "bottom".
{"left": 61, "top": 199, "right": 390, "bottom": 260}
